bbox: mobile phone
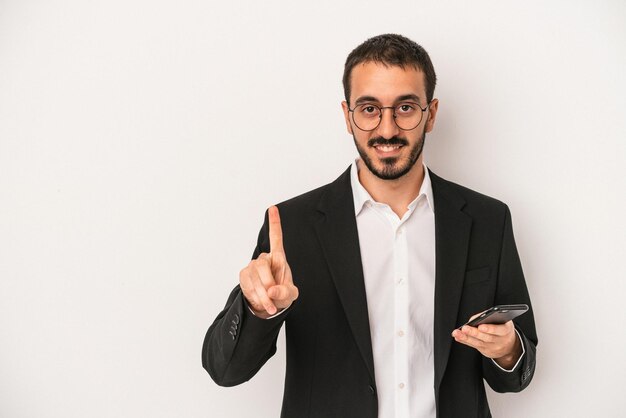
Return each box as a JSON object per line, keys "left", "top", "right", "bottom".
{"left": 461, "top": 304, "right": 529, "bottom": 328}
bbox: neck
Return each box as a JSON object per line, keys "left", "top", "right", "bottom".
{"left": 357, "top": 158, "right": 425, "bottom": 218}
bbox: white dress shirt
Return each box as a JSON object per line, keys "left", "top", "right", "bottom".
{"left": 350, "top": 159, "right": 437, "bottom": 418}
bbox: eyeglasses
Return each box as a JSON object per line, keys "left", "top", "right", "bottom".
{"left": 348, "top": 102, "right": 429, "bottom": 131}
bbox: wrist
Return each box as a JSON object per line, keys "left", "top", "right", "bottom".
{"left": 250, "top": 308, "right": 273, "bottom": 319}
{"left": 248, "top": 304, "right": 289, "bottom": 320}
{"left": 493, "top": 333, "right": 522, "bottom": 369}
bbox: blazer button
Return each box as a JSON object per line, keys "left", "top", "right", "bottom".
{"left": 233, "top": 314, "right": 240, "bottom": 324}
{"left": 368, "top": 385, "right": 375, "bottom": 395}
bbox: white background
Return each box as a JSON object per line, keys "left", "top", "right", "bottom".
{"left": 1, "top": 1, "right": 625, "bottom": 417}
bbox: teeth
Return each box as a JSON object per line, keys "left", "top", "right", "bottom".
{"left": 376, "top": 145, "right": 401, "bottom": 152}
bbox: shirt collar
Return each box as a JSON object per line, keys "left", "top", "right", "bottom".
{"left": 350, "top": 158, "right": 435, "bottom": 216}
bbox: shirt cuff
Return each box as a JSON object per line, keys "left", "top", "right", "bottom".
{"left": 247, "top": 305, "right": 288, "bottom": 320}
{"left": 491, "top": 328, "right": 526, "bottom": 372}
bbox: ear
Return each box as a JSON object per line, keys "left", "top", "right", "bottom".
{"left": 424, "top": 98, "right": 439, "bottom": 133}
{"left": 341, "top": 101, "right": 354, "bottom": 135}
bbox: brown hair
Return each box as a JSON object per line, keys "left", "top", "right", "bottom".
{"left": 343, "top": 34, "right": 437, "bottom": 105}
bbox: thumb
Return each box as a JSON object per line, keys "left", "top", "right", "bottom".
{"left": 268, "top": 285, "right": 288, "bottom": 300}
{"left": 268, "top": 284, "right": 297, "bottom": 302}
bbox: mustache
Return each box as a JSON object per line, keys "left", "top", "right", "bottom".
{"left": 367, "top": 137, "right": 409, "bottom": 147}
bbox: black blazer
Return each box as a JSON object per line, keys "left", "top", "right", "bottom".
{"left": 203, "top": 166, "right": 538, "bottom": 418}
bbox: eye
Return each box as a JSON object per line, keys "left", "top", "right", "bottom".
{"left": 358, "top": 105, "right": 380, "bottom": 117}
{"left": 397, "top": 103, "right": 416, "bottom": 114}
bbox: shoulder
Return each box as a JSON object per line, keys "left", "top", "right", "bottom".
{"left": 429, "top": 169, "right": 510, "bottom": 218}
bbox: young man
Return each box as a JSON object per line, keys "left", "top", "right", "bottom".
{"left": 202, "top": 34, "right": 537, "bottom": 418}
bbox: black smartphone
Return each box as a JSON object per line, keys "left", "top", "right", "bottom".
{"left": 461, "top": 304, "right": 529, "bottom": 328}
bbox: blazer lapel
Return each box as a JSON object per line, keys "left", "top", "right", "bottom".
{"left": 314, "top": 166, "right": 376, "bottom": 384}
{"left": 429, "top": 170, "right": 473, "bottom": 392}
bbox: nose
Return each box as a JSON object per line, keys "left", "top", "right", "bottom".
{"left": 376, "top": 107, "right": 400, "bottom": 139}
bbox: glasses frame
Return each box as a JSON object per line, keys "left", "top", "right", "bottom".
{"left": 348, "top": 101, "right": 430, "bottom": 132}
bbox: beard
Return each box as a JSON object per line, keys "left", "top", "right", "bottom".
{"left": 353, "top": 132, "right": 426, "bottom": 180}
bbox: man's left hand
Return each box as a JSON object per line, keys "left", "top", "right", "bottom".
{"left": 451, "top": 316, "right": 522, "bottom": 370}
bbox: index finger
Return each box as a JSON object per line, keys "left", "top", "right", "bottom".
{"left": 268, "top": 205, "right": 284, "bottom": 253}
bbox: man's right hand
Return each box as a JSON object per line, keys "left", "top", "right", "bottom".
{"left": 239, "top": 205, "right": 299, "bottom": 319}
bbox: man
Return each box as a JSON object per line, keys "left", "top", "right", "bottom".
{"left": 202, "top": 34, "right": 537, "bottom": 418}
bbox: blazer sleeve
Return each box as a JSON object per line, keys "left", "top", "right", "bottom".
{"left": 482, "top": 205, "right": 538, "bottom": 393}
{"left": 201, "top": 210, "right": 290, "bottom": 387}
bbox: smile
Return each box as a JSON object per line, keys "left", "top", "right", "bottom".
{"left": 373, "top": 144, "right": 403, "bottom": 153}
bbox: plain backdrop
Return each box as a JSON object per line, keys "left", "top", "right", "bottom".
{"left": 1, "top": 1, "right": 625, "bottom": 417}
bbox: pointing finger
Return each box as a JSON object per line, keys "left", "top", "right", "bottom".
{"left": 268, "top": 205, "right": 284, "bottom": 254}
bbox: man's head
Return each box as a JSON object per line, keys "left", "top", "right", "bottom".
{"left": 341, "top": 34, "right": 439, "bottom": 180}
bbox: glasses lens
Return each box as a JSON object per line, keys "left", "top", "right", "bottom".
{"left": 394, "top": 103, "right": 423, "bottom": 130}
{"left": 353, "top": 104, "right": 381, "bottom": 131}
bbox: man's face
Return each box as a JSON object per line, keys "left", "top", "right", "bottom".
{"left": 342, "top": 62, "right": 439, "bottom": 180}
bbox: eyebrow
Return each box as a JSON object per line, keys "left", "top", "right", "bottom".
{"left": 354, "top": 94, "right": 423, "bottom": 106}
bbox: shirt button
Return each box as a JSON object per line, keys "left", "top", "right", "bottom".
{"left": 397, "top": 277, "right": 404, "bottom": 285}
{"left": 397, "top": 330, "right": 404, "bottom": 337}
{"left": 397, "top": 228, "right": 404, "bottom": 235}
{"left": 398, "top": 383, "right": 405, "bottom": 389}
